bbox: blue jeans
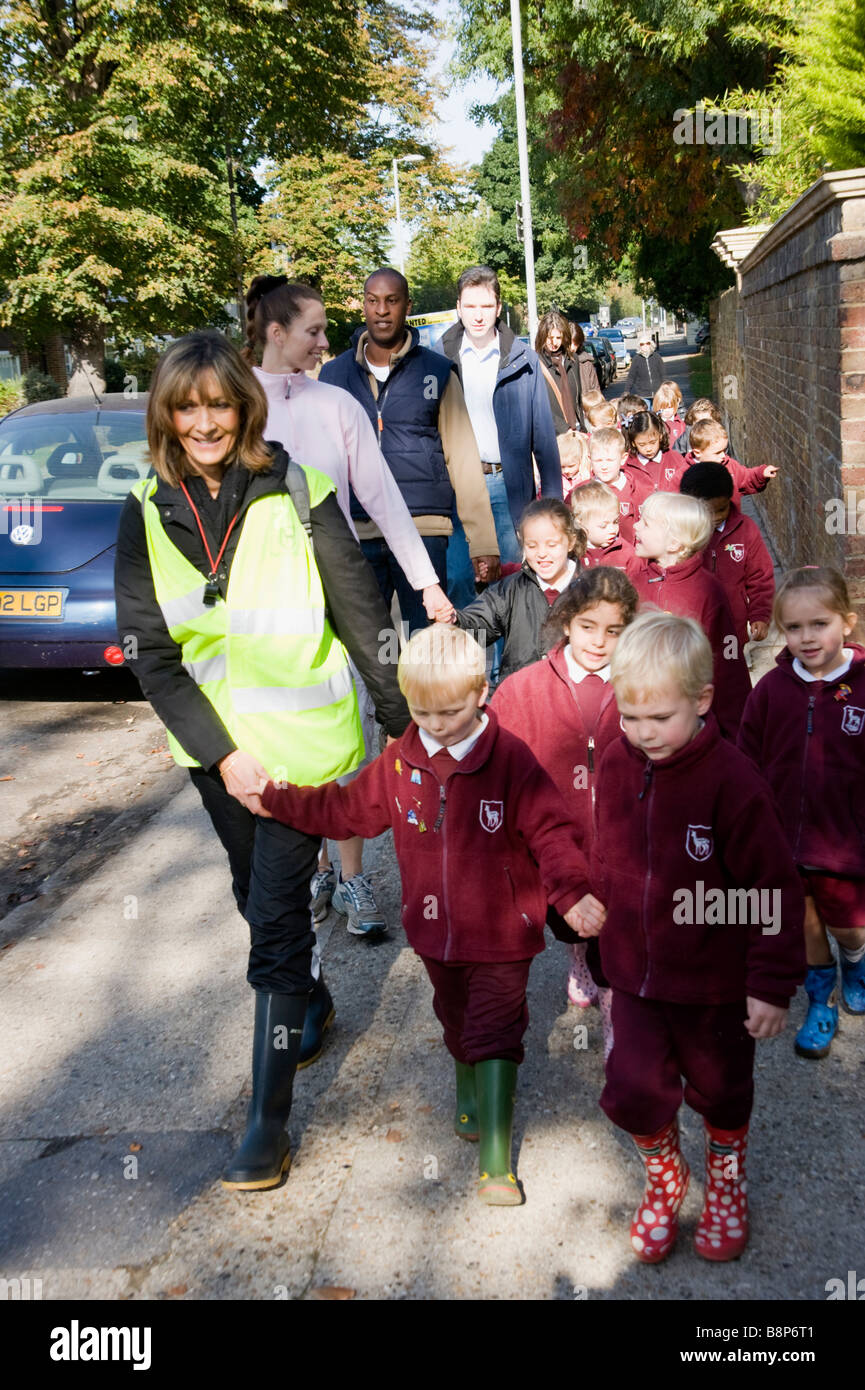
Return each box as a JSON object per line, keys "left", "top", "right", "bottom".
{"left": 360, "top": 534, "right": 448, "bottom": 636}
{"left": 446, "top": 471, "right": 522, "bottom": 608}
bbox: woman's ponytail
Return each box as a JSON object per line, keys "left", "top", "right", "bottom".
{"left": 243, "top": 275, "right": 322, "bottom": 363}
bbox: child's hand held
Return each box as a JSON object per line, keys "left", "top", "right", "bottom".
{"left": 744, "top": 996, "right": 787, "bottom": 1039}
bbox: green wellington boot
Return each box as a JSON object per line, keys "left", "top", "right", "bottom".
{"left": 454, "top": 1061, "right": 479, "bottom": 1141}
{"left": 475, "top": 1059, "right": 524, "bottom": 1206}
{"left": 222, "top": 992, "right": 307, "bottom": 1191}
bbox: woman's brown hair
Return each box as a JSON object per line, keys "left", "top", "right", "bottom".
{"left": 243, "top": 274, "right": 323, "bottom": 364}
{"left": 535, "top": 311, "right": 571, "bottom": 357}
{"left": 146, "top": 330, "right": 273, "bottom": 485}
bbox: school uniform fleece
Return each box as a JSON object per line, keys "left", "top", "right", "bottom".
{"left": 737, "top": 644, "right": 865, "bottom": 877}
{"left": 631, "top": 552, "right": 752, "bottom": 739}
{"left": 682, "top": 451, "right": 769, "bottom": 508}
{"left": 260, "top": 706, "right": 591, "bottom": 962}
{"left": 701, "top": 503, "right": 775, "bottom": 649}
{"left": 582, "top": 535, "right": 641, "bottom": 578}
{"left": 591, "top": 715, "right": 806, "bottom": 1133}
{"left": 624, "top": 449, "right": 688, "bottom": 495}
{"left": 605, "top": 469, "right": 646, "bottom": 545}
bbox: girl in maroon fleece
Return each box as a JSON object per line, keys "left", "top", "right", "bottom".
{"left": 631, "top": 490, "right": 752, "bottom": 739}
{"left": 738, "top": 567, "right": 865, "bottom": 1062}
{"left": 679, "top": 461, "right": 775, "bottom": 650}
{"left": 248, "top": 625, "right": 604, "bottom": 1207}
{"left": 683, "top": 417, "right": 779, "bottom": 508}
{"left": 623, "top": 410, "right": 688, "bottom": 495}
{"left": 590, "top": 613, "right": 805, "bottom": 1265}
{"left": 491, "top": 567, "right": 638, "bottom": 1040}
{"left": 570, "top": 479, "right": 642, "bottom": 579}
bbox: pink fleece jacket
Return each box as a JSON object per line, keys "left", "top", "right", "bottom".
{"left": 254, "top": 366, "right": 437, "bottom": 592}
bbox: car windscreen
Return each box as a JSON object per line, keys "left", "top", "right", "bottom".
{"left": 603, "top": 330, "right": 624, "bottom": 341}
{"left": 0, "top": 411, "right": 150, "bottom": 502}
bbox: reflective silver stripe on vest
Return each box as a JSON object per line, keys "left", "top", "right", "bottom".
{"left": 160, "top": 587, "right": 211, "bottom": 627}
{"left": 183, "top": 654, "right": 228, "bottom": 685}
{"left": 229, "top": 607, "right": 324, "bottom": 637}
{"left": 231, "top": 665, "right": 353, "bottom": 714}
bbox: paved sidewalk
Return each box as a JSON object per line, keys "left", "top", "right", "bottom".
{"left": 0, "top": 772, "right": 862, "bottom": 1301}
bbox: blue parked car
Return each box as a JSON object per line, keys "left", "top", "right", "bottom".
{"left": 0, "top": 394, "right": 150, "bottom": 669}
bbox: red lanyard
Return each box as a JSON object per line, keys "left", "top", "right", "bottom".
{"left": 178, "top": 479, "right": 242, "bottom": 599}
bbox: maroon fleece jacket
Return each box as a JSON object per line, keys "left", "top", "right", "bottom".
{"left": 632, "top": 552, "right": 752, "bottom": 739}
{"left": 591, "top": 714, "right": 806, "bottom": 1006}
{"left": 702, "top": 504, "right": 775, "bottom": 649}
{"left": 582, "top": 535, "right": 641, "bottom": 578}
{"left": 260, "top": 707, "right": 591, "bottom": 962}
{"left": 682, "top": 451, "right": 769, "bottom": 508}
{"left": 737, "top": 644, "right": 865, "bottom": 876}
{"left": 624, "top": 449, "right": 688, "bottom": 495}
{"left": 606, "top": 470, "right": 646, "bottom": 545}
{"left": 490, "top": 643, "right": 622, "bottom": 850}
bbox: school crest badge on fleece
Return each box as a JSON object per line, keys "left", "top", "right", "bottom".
{"left": 685, "top": 825, "right": 713, "bottom": 861}
{"left": 725, "top": 543, "right": 745, "bottom": 563}
{"left": 479, "top": 800, "right": 504, "bottom": 833}
{"left": 841, "top": 705, "right": 865, "bottom": 735}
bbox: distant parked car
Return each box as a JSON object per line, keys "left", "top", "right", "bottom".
{"left": 615, "top": 317, "right": 642, "bottom": 333}
{"left": 0, "top": 394, "right": 150, "bottom": 669}
{"left": 597, "top": 337, "right": 617, "bottom": 382}
{"left": 695, "top": 323, "right": 711, "bottom": 347}
{"left": 582, "top": 339, "right": 610, "bottom": 389}
{"left": 599, "top": 328, "right": 631, "bottom": 372}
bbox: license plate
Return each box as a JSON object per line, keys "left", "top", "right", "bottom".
{"left": 0, "top": 589, "right": 65, "bottom": 619}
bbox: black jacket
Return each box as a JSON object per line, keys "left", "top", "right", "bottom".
{"left": 454, "top": 561, "right": 569, "bottom": 684}
{"left": 114, "top": 445, "right": 411, "bottom": 771}
{"left": 624, "top": 349, "right": 666, "bottom": 398}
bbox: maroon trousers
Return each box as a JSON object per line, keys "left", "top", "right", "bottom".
{"left": 601, "top": 990, "right": 755, "bottom": 1135}
{"left": 419, "top": 956, "right": 533, "bottom": 1065}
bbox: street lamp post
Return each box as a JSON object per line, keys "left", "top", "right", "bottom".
{"left": 392, "top": 154, "right": 423, "bottom": 276}
{"left": 510, "top": 0, "right": 538, "bottom": 341}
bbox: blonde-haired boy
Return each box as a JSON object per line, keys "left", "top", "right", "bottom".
{"left": 684, "top": 417, "right": 779, "bottom": 505}
{"left": 249, "top": 624, "right": 603, "bottom": 1206}
{"left": 588, "top": 427, "right": 644, "bottom": 546}
{"left": 570, "top": 479, "right": 640, "bottom": 577}
{"left": 590, "top": 611, "right": 805, "bottom": 1264}
{"left": 631, "top": 491, "right": 751, "bottom": 739}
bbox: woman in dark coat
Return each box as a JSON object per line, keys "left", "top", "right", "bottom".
{"left": 535, "top": 312, "right": 584, "bottom": 434}
{"left": 624, "top": 329, "right": 666, "bottom": 401}
{"left": 569, "top": 322, "right": 601, "bottom": 399}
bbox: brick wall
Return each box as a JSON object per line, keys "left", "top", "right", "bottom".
{"left": 710, "top": 171, "right": 865, "bottom": 616}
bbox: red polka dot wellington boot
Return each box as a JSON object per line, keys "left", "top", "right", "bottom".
{"left": 695, "top": 1122, "right": 749, "bottom": 1261}
{"left": 629, "top": 1119, "right": 690, "bottom": 1262}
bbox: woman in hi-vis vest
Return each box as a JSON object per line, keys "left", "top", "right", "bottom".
{"left": 115, "top": 331, "right": 410, "bottom": 1191}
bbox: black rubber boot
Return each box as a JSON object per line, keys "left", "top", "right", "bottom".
{"left": 297, "top": 973, "right": 335, "bottom": 1070}
{"left": 222, "top": 992, "right": 308, "bottom": 1191}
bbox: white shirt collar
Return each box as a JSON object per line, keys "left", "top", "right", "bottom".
{"left": 460, "top": 331, "right": 499, "bottom": 361}
{"left": 533, "top": 558, "right": 577, "bottom": 593}
{"left": 418, "top": 712, "right": 489, "bottom": 762}
{"left": 564, "top": 647, "right": 611, "bottom": 685}
{"left": 607, "top": 471, "right": 626, "bottom": 490}
{"left": 792, "top": 649, "right": 853, "bottom": 684}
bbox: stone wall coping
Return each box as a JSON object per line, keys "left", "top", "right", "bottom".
{"left": 710, "top": 226, "right": 770, "bottom": 268}
{"left": 737, "top": 168, "right": 865, "bottom": 277}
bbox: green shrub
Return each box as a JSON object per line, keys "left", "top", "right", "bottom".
{"left": 22, "top": 368, "right": 62, "bottom": 403}
{"left": 0, "top": 378, "right": 24, "bottom": 417}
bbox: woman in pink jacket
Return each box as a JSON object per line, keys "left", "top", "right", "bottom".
{"left": 243, "top": 275, "right": 454, "bottom": 984}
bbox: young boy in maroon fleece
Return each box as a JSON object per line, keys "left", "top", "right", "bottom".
{"left": 631, "top": 490, "right": 752, "bottom": 739}
{"left": 680, "top": 461, "right": 775, "bottom": 651}
{"left": 247, "top": 625, "right": 603, "bottom": 1207}
{"left": 569, "top": 479, "right": 642, "bottom": 579}
{"left": 683, "top": 418, "right": 779, "bottom": 508}
{"left": 588, "top": 427, "right": 646, "bottom": 547}
{"left": 589, "top": 612, "right": 804, "bottom": 1264}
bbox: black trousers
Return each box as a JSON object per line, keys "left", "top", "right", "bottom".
{"left": 190, "top": 767, "right": 321, "bottom": 995}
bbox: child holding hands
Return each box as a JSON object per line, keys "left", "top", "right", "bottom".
{"left": 591, "top": 613, "right": 805, "bottom": 1263}
{"left": 249, "top": 625, "right": 604, "bottom": 1205}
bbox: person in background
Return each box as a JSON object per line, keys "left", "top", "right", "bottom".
{"left": 535, "top": 312, "right": 584, "bottom": 436}
{"left": 652, "top": 381, "right": 686, "bottom": 446}
{"left": 440, "top": 265, "right": 561, "bottom": 611}
{"left": 244, "top": 273, "right": 454, "bottom": 943}
{"left": 584, "top": 398, "right": 619, "bottom": 433}
{"left": 623, "top": 410, "right": 688, "bottom": 494}
{"left": 616, "top": 393, "right": 648, "bottom": 427}
{"left": 673, "top": 398, "right": 722, "bottom": 456}
{"left": 683, "top": 418, "right": 779, "bottom": 508}
{"left": 569, "top": 322, "right": 601, "bottom": 398}
{"left": 559, "top": 430, "right": 591, "bottom": 505}
{"left": 319, "top": 267, "right": 500, "bottom": 633}
{"left": 588, "top": 427, "right": 644, "bottom": 545}
{"left": 624, "top": 330, "right": 666, "bottom": 402}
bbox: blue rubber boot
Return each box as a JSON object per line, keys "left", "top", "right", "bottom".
{"left": 794, "top": 965, "right": 839, "bottom": 1059}
{"left": 840, "top": 952, "right": 865, "bottom": 1015}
